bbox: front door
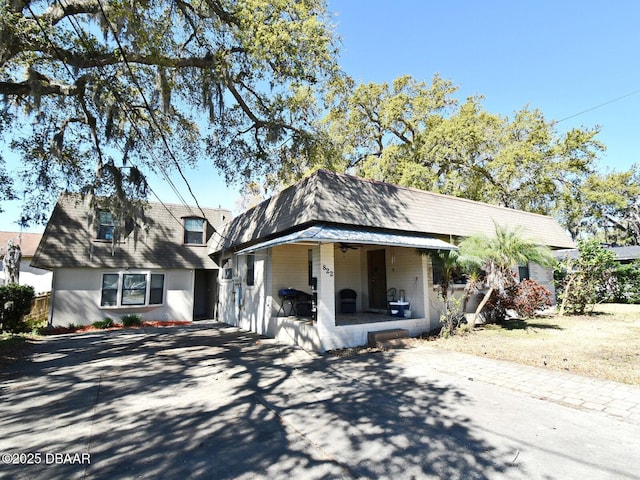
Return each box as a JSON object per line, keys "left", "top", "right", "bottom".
{"left": 367, "top": 249, "right": 387, "bottom": 310}
{"left": 193, "top": 269, "right": 217, "bottom": 320}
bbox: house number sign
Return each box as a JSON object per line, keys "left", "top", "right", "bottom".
{"left": 322, "top": 264, "right": 334, "bottom": 277}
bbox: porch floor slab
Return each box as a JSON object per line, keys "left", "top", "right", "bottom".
{"left": 335, "top": 311, "right": 421, "bottom": 326}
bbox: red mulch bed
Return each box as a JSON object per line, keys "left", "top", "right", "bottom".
{"left": 43, "top": 321, "right": 192, "bottom": 335}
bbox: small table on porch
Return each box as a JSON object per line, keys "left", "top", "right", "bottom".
{"left": 388, "top": 301, "right": 410, "bottom": 318}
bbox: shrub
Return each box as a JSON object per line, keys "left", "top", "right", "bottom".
{"left": 479, "top": 289, "right": 511, "bottom": 323}
{"left": 121, "top": 314, "right": 142, "bottom": 327}
{"left": 92, "top": 318, "right": 115, "bottom": 329}
{"left": 611, "top": 261, "right": 640, "bottom": 304}
{"left": 555, "top": 240, "right": 617, "bottom": 314}
{"left": 509, "top": 279, "right": 553, "bottom": 318}
{"left": 481, "top": 280, "right": 552, "bottom": 321}
{"left": 0, "top": 284, "right": 36, "bottom": 333}
{"left": 439, "top": 296, "right": 466, "bottom": 337}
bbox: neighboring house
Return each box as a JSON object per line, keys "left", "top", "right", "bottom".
{"left": 0, "top": 232, "right": 52, "bottom": 293}
{"left": 31, "top": 194, "right": 231, "bottom": 327}
{"left": 613, "top": 246, "right": 640, "bottom": 263}
{"left": 208, "top": 169, "right": 575, "bottom": 352}
{"left": 554, "top": 245, "right": 640, "bottom": 264}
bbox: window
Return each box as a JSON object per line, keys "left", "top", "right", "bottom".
{"left": 246, "top": 255, "right": 255, "bottom": 286}
{"left": 431, "top": 256, "right": 467, "bottom": 285}
{"left": 149, "top": 274, "right": 164, "bottom": 304}
{"left": 184, "top": 218, "right": 205, "bottom": 245}
{"left": 101, "top": 274, "right": 119, "bottom": 306}
{"left": 100, "top": 272, "right": 165, "bottom": 307}
{"left": 222, "top": 258, "right": 233, "bottom": 280}
{"left": 518, "top": 264, "right": 530, "bottom": 281}
{"left": 97, "top": 211, "right": 115, "bottom": 240}
{"left": 122, "top": 274, "right": 147, "bottom": 305}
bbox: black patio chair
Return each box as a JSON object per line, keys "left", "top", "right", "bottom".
{"left": 339, "top": 289, "right": 357, "bottom": 314}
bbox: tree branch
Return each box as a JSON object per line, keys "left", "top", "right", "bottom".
{"left": 40, "top": 0, "right": 103, "bottom": 25}
{"left": 0, "top": 76, "right": 84, "bottom": 97}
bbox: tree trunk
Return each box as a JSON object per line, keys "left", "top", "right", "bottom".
{"left": 558, "top": 272, "right": 575, "bottom": 316}
{"left": 2, "top": 241, "right": 21, "bottom": 285}
{"left": 472, "top": 286, "right": 494, "bottom": 325}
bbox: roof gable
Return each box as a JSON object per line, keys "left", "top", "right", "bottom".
{"left": 0, "top": 232, "right": 43, "bottom": 257}
{"left": 211, "top": 169, "right": 575, "bottom": 253}
{"left": 32, "top": 194, "right": 231, "bottom": 269}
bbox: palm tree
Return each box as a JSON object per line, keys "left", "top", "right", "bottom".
{"left": 459, "top": 224, "right": 555, "bottom": 323}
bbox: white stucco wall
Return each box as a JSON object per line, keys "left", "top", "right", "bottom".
{"left": 49, "top": 268, "right": 195, "bottom": 326}
{"left": 217, "top": 249, "right": 323, "bottom": 350}
{"left": 384, "top": 247, "right": 427, "bottom": 319}
{"left": 0, "top": 259, "right": 52, "bottom": 293}
{"left": 334, "top": 247, "right": 362, "bottom": 310}
{"left": 227, "top": 252, "right": 268, "bottom": 335}
{"left": 271, "top": 244, "right": 315, "bottom": 314}
{"left": 217, "top": 244, "right": 444, "bottom": 351}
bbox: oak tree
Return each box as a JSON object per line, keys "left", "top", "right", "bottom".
{"left": 0, "top": 0, "right": 339, "bottom": 224}
{"left": 314, "top": 74, "right": 608, "bottom": 237}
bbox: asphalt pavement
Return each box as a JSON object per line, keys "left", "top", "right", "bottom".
{"left": 1, "top": 321, "right": 639, "bottom": 479}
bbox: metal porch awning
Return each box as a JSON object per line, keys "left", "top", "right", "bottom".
{"left": 234, "top": 224, "right": 457, "bottom": 255}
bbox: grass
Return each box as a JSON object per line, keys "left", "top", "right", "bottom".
{"left": 0, "top": 334, "right": 37, "bottom": 371}
{"left": 423, "top": 303, "right": 640, "bottom": 385}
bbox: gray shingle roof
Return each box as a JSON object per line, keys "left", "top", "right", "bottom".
{"left": 611, "top": 245, "right": 640, "bottom": 261}
{"left": 32, "top": 193, "right": 231, "bottom": 269}
{"left": 554, "top": 245, "right": 640, "bottom": 262}
{"left": 210, "top": 169, "right": 575, "bottom": 254}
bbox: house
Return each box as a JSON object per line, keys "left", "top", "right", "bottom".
{"left": 554, "top": 245, "right": 640, "bottom": 264}
{"left": 612, "top": 245, "right": 640, "bottom": 263}
{"left": 208, "top": 169, "right": 575, "bottom": 352}
{"left": 0, "top": 232, "right": 52, "bottom": 293}
{"left": 31, "top": 193, "right": 231, "bottom": 327}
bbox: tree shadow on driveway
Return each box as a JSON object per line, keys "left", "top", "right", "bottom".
{"left": 0, "top": 323, "right": 523, "bottom": 479}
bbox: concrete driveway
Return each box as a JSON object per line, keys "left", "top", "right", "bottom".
{"left": 1, "top": 321, "right": 639, "bottom": 479}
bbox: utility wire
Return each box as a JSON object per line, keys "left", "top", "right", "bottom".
{"left": 51, "top": 0, "right": 191, "bottom": 228}
{"left": 93, "top": 0, "right": 235, "bottom": 248}
{"left": 554, "top": 88, "right": 640, "bottom": 124}
{"left": 27, "top": 1, "right": 199, "bottom": 230}
{"left": 95, "top": 0, "right": 211, "bottom": 222}
{"left": 24, "top": 3, "right": 239, "bottom": 250}
{"left": 66, "top": 0, "right": 234, "bottom": 246}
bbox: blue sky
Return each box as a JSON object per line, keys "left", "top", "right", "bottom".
{"left": 2, "top": 0, "right": 639, "bottom": 232}
{"left": 331, "top": 0, "right": 640, "bottom": 171}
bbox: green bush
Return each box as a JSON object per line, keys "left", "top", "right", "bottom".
{"left": 121, "top": 314, "right": 142, "bottom": 327}
{"left": 555, "top": 240, "right": 617, "bottom": 314}
{"left": 92, "top": 318, "right": 115, "bottom": 329}
{"left": 0, "top": 284, "right": 35, "bottom": 333}
{"left": 611, "top": 261, "right": 640, "bottom": 304}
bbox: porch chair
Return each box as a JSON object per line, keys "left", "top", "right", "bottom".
{"left": 386, "top": 288, "right": 397, "bottom": 315}
{"left": 339, "top": 289, "right": 357, "bottom": 314}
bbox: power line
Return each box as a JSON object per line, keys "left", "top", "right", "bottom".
{"left": 52, "top": 1, "right": 192, "bottom": 227}
{"left": 554, "top": 88, "right": 640, "bottom": 124}
{"left": 21, "top": 4, "right": 234, "bottom": 247}
{"left": 95, "top": 0, "right": 211, "bottom": 221}
{"left": 25, "top": 1, "right": 198, "bottom": 230}
{"left": 58, "top": 0, "right": 234, "bottom": 244}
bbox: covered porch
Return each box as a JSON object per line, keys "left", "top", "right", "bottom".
{"left": 236, "top": 225, "right": 455, "bottom": 351}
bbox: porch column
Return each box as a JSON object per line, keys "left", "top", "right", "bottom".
{"left": 316, "top": 243, "right": 336, "bottom": 334}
